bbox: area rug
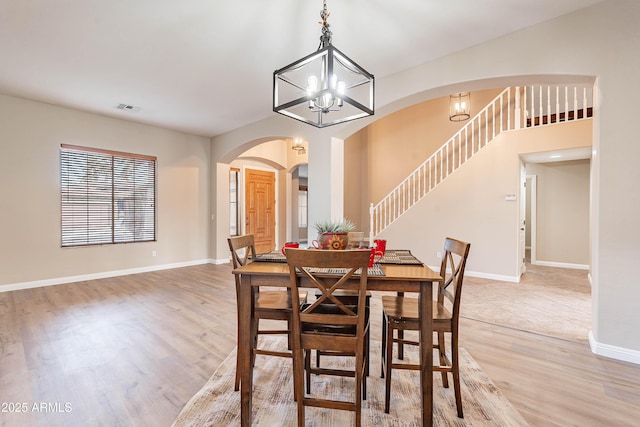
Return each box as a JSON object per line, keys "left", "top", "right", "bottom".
{"left": 173, "top": 336, "right": 527, "bottom": 426}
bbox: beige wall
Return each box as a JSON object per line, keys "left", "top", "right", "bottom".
{"left": 349, "top": 89, "right": 503, "bottom": 203}
{"left": 0, "top": 94, "right": 210, "bottom": 289}
{"left": 343, "top": 128, "right": 369, "bottom": 231}
{"left": 527, "top": 160, "right": 590, "bottom": 266}
{"left": 376, "top": 120, "right": 592, "bottom": 279}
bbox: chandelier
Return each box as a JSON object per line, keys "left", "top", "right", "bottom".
{"left": 449, "top": 92, "right": 471, "bottom": 122}
{"left": 273, "top": 0, "right": 375, "bottom": 128}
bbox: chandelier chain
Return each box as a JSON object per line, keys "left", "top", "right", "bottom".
{"left": 319, "top": 0, "right": 332, "bottom": 49}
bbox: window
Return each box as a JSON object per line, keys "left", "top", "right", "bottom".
{"left": 298, "top": 185, "right": 308, "bottom": 228}
{"left": 229, "top": 168, "right": 240, "bottom": 236}
{"left": 60, "top": 144, "right": 156, "bottom": 247}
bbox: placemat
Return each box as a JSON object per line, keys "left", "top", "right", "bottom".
{"left": 378, "top": 249, "right": 423, "bottom": 265}
{"left": 306, "top": 265, "right": 385, "bottom": 276}
{"left": 252, "top": 251, "right": 287, "bottom": 263}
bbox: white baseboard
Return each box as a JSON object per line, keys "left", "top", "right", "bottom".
{"left": 465, "top": 270, "right": 520, "bottom": 283}
{"left": 532, "top": 260, "right": 590, "bottom": 270}
{"left": 426, "top": 266, "right": 520, "bottom": 283}
{"left": 0, "top": 259, "right": 214, "bottom": 293}
{"left": 589, "top": 331, "right": 640, "bottom": 365}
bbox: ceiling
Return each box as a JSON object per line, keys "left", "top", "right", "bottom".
{"left": 0, "top": 0, "right": 603, "bottom": 138}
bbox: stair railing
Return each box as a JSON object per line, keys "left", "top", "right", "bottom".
{"left": 368, "top": 84, "right": 593, "bottom": 242}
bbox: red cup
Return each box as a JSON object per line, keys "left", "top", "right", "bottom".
{"left": 281, "top": 242, "right": 299, "bottom": 255}
{"left": 368, "top": 247, "right": 383, "bottom": 267}
{"left": 374, "top": 239, "right": 387, "bottom": 255}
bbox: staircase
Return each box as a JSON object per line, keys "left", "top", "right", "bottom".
{"left": 368, "top": 84, "right": 593, "bottom": 240}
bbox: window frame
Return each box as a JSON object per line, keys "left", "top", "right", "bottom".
{"left": 229, "top": 167, "right": 240, "bottom": 236}
{"left": 298, "top": 184, "right": 308, "bottom": 228}
{"left": 60, "top": 144, "right": 157, "bottom": 247}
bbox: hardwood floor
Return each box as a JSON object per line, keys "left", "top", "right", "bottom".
{"left": 1, "top": 263, "right": 639, "bottom": 426}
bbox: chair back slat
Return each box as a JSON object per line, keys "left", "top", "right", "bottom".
{"left": 438, "top": 237, "right": 471, "bottom": 319}
{"left": 228, "top": 234, "right": 256, "bottom": 269}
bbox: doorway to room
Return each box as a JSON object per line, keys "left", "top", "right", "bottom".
{"left": 245, "top": 168, "right": 276, "bottom": 253}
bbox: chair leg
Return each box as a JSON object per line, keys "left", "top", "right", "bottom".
{"left": 305, "top": 350, "right": 311, "bottom": 395}
{"left": 380, "top": 312, "right": 387, "bottom": 378}
{"left": 234, "top": 353, "right": 241, "bottom": 391}
{"left": 287, "top": 316, "right": 292, "bottom": 350}
{"left": 365, "top": 326, "right": 370, "bottom": 377}
{"left": 438, "top": 331, "right": 449, "bottom": 388}
{"left": 397, "top": 329, "right": 404, "bottom": 360}
{"left": 384, "top": 320, "right": 394, "bottom": 413}
{"left": 355, "top": 354, "right": 363, "bottom": 427}
{"left": 292, "top": 348, "right": 306, "bottom": 427}
{"left": 234, "top": 312, "right": 241, "bottom": 391}
{"left": 452, "top": 331, "right": 463, "bottom": 418}
{"left": 362, "top": 344, "right": 368, "bottom": 401}
{"left": 250, "top": 317, "right": 258, "bottom": 369}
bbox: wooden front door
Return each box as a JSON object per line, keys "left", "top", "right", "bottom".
{"left": 245, "top": 169, "right": 275, "bottom": 253}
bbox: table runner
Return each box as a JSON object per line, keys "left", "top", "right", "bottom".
{"left": 305, "top": 265, "right": 385, "bottom": 276}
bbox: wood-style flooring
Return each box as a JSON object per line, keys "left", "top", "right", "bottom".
{"left": 1, "top": 263, "right": 639, "bottom": 426}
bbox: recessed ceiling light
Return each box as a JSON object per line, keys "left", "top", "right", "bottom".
{"left": 550, "top": 154, "right": 562, "bottom": 159}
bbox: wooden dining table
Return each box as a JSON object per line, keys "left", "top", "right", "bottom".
{"left": 232, "top": 252, "right": 442, "bottom": 426}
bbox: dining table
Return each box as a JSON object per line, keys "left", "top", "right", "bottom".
{"left": 232, "top": 249, "right": 442, "bottom": 426}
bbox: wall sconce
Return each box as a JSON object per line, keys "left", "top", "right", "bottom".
{"left": 449, "top": 92, "right": 471, "bottom": 122}
{"left": 291, "top": 138, "right": 306, "bottom": 154}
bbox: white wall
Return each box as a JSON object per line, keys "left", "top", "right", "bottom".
{"left": 527, "top": 160, "right": 590, "bottom": 267}
{"left": 377, "top": 120, "right": 592, "bottom": 281}
{"left": 0, "top": 94, "right": 210, "bottom": 289}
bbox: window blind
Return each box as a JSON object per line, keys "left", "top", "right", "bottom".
{"left": 60, "top": 144, "right": 156, "bottom": 247}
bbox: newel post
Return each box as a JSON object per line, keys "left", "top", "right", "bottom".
{"left": 369, "top": 203, "right": 374, "bottom": 247}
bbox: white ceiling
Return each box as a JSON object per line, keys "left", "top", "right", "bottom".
{"left": 0, "top": 0, "right": 603, "bottom": 138}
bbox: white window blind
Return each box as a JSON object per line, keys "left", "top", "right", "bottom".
{"left": 60, "top": 144, "right": 157, "bottom": 247}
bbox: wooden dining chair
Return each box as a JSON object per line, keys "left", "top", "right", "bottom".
{"left": 285, "top": 248, "right": 371, "bottom": 427}
{"left": 380, "top": 237, "right": 470, "bottom": 418}
{"left": 227, "top": 235, "right": 307, "bottom": 391}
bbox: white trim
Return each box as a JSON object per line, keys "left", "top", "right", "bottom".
{"left": 427, "top": 266, "right": 520, "bottom": 283}
{"left": 0, "top": 259, "right": 213, "bottom": 293}
{"left": 527, "top": 175, "right": 538, "bottom": 264}
{"left": 466, "top": 270, "right": 520, "bottom": 283}
{"left": 532, "top": 260, "right": 590, "bottom": 270}
{"left": 589, "top": 331, "right": 640, "bottom": 365}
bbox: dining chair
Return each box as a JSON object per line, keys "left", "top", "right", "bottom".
{"left": 227, "top": 234, "right": 308, "bottom": 391}
{"left": 285, "top": 248, "right": 371, "bottom": 427}
{"left": 380, "top": 237, "right": 470, "bottom": 418}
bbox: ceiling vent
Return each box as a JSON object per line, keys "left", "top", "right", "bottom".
{"left": 115, "top": 103, "right": 141, "bottom": 112}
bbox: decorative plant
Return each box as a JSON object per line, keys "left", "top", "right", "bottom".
{"left": 313, "top": 218, "right": 356, "bottom": 233}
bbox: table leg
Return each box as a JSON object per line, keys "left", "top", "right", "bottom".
{"left": 239, "top": 275, "right": 253, "bottom": 426}
{"left": 419, "top": 280, "right": 433, "bottom": 426}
